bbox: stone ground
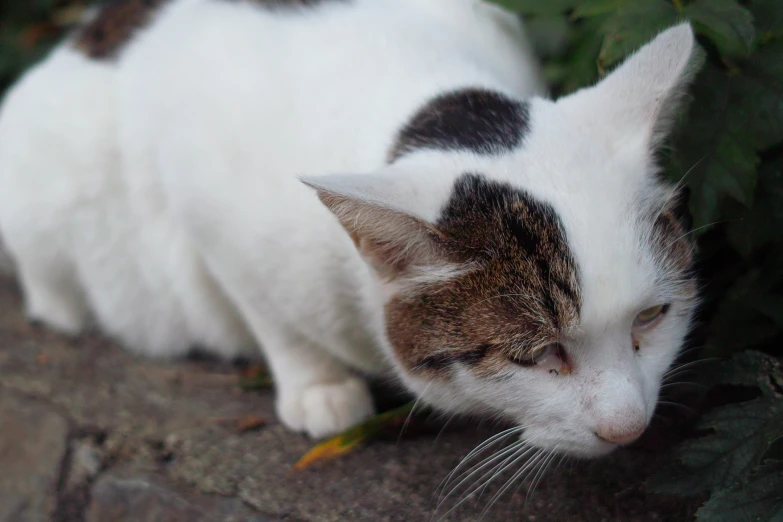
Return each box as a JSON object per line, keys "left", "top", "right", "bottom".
{"left": 0, "top": 275, "right": 703, "bottom": 521}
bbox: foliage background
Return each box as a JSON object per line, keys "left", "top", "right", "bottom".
{"left": 1, "top": 0, "right": 782, "bottom": 518}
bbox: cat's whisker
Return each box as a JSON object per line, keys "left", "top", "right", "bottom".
{"left": 663, "top": 369, "right": 698, "bottom": 383}
{"left": 663, "top": 357, "right": 719, "bottom": 378}
{"left": 652, "top": 153, "right": 708, "bottom": 223}
{"left": 470, "top": 446, "right": 542, "bottom": 507}
{"left": 671, "top": 345, "right": 707, "bottom": 360}
{"left": 461, "top": 426, "right": 526, "bottom": 463}
{"left": 553, "top": 452, "right": 569, "bottom": 473}
{"left": 479, "top": 448, "right": 545, "bottom": 518}
{"left": 650, "top": 409, "right": 677, "bottom": 424}
{"left": 437, "top": 425, "right": 525, "bottom": 497}
{"left": 474, "top": 447, "right": 539, "bottom": 503}
{"left": 656, "top": 399, "right": 696, "bottom": 413}
{"left": 397, "top": 383, "right": 432, "bottom": 444}
{"left": 525, "top": 445, "right": 560, "bottom": 503}
{"left": 431, "top": 412, "right": 459, "bottom": 448}
{"left": 437, "top": 437, "right": 529, "bottom": 510}
{"left": 435, "top": 444, "right": 536, "bottom": 521}
{"left": 660, "top": 381, "right": 707, "bottom": 389}
{"left": 664, "top": 220, "right": 736, "bottom": 249}
{"left": 478, "top": 447, "right": 551, "bottom": 518}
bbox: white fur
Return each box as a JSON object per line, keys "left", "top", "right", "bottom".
{"left": 0, "top": 0, "right": 698, "bottom": 452}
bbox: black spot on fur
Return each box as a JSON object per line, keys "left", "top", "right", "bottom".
{"left": 74, "top": 0, "right": 171, "bottom": 60}
{"left": 388, "top": 89, "right": 530, "bottom": 163}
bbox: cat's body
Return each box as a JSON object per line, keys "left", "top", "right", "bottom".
{"left": 0, "top": 0, "right": 700, "bottom": 456}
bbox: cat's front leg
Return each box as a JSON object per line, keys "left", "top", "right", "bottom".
{"left": 244, "top": 318, "right": 375, "bottom": 438}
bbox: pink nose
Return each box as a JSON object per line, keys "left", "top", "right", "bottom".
{"left": 595, "top": 427, "right": 646, "bottom": 445}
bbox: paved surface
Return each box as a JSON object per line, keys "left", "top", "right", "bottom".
{"left": 0, "top": 276, "right": 701, "bottom": 521}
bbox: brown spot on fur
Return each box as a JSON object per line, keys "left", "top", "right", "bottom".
{"left": 74, "top": 0, "right": 349, "bottom": 60}
{"left": 385, "top": 174, "right": 581, "bottom": 378}
{"left": 651, "top": 187, "right": 696, "bottom": 279}
{"left": 74, "top": 0, "right": 171, "bottom": 60}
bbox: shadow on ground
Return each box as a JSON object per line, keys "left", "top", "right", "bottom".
{"left": 0, "top": 276, "right": 701, "bottom": 521}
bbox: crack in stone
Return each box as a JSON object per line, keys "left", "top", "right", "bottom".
{"left": 52, "top": 430, "right": 112, "bottom": 522}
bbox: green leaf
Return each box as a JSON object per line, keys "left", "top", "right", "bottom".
{"left": 572, "top": 0, "right": 628, "bottom": 19}
{"left": 726, "top": 157, "right": 783, "bottom": 257}
{"left": 683, "top": 0, "right": 756, "bottom": 60}
{"left": 652, "top": 353, "right": 783, "bottom": 497}
{"left": 651, "top": 399, "right": 783, "bottom": 495}
{"left": 545, "top": 14, "right": 608, "bottom": 95}
{"left": 704, "top": 254, "right": 783, "bottom": 356}
{"left": 713, "top": 351, "right": 783, "bottom": 398}
{"left": 667, "top": 63, "right": 770, "bottom": 226}
{"left": 749, "top": 0, "right": 783, "bottom": 41}
{"left": 486, "top": 0, "right": 580, "bottom": 16}
{"left": 292, "top": 402, "right": 417, "bottom": 470}
{"left": 524, "top": 15, "right": 571, "bottom": 59}
{"left": 596, "top": 0, "right": 679, "bottom": 71}
{"left": 696, "top": 460, "right": 783, "bottom": 522}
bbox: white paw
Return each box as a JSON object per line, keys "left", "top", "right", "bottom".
{"left": 276, "top": 377, "right": 375, "bottom": 439}
{"left": 25, "top": 298, "right": 85, "bottom": 335}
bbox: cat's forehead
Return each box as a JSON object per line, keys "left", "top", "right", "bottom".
{"left": 399, "top": 140, "right": 686, "bottom": 335}
{"left": 437, "top": 173, "right": 582, "bottom": 331}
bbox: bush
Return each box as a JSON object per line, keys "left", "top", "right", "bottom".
{"left": 2, "top": 0, "right": 782, "bottom": 517}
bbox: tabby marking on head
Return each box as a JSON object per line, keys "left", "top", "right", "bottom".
{"left": 386, "top": 173, "right": 581, "bottom": 377}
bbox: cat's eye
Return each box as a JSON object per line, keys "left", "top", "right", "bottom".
{"left": 634, "top": 304, "right": 670, "bottom": 327}
{"left": 508, "top": 342, "right": 566, "bottom": 368}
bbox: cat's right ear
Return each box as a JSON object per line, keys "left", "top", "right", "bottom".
{"left": 301, "top": 175, "right": 450, "bottom": 280}
{"left": 567, "top": 22, "right": 703, "bottom": 150}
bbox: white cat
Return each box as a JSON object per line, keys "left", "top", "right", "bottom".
{"left": 0, "top": 0, "right": 700, "bottom": 457}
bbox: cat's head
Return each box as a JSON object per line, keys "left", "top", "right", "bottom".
{"left": 306, "top": 23, "right": 701, "bottom": 457}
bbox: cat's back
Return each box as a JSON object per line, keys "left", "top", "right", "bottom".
{"left": 108, "top": 0, "right": 544, "bottom": 175}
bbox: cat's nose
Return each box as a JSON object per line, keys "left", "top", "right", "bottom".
{"left": 594, "top": 426, "right": 645, "bottom": 445}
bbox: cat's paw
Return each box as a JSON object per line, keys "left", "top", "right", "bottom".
{"left": 276, "top": 377, "right": 375, "bottom": 439}
{"left": 24, "top": 294, "right": 86, "bottom": 335}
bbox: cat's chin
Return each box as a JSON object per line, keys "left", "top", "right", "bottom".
{"left": 520, "top": 428, "right": 620, "bottom": 459}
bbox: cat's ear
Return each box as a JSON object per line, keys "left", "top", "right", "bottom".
{"left": 576, "top": 23, "right": 703, "bottom": 148}
{"left": 302, "top": 175, "right": 449, "bottom": 280}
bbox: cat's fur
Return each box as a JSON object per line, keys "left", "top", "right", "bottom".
{"left": 0, "top": 0, "right": 700, "bottom": 456}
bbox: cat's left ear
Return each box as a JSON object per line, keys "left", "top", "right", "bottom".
{"left": 302, "top": 174, "right": 450, "bottom": 280}
{"left": 573, "top": 22, "right": 703, "bottom": 148}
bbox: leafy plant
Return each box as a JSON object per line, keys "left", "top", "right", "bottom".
{"left": 650, "top": 351, "right": 783, "bottom": 520}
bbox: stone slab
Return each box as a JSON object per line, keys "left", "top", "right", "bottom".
{"left": 0, "top": 391, "right": 68, "bottom": 522}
